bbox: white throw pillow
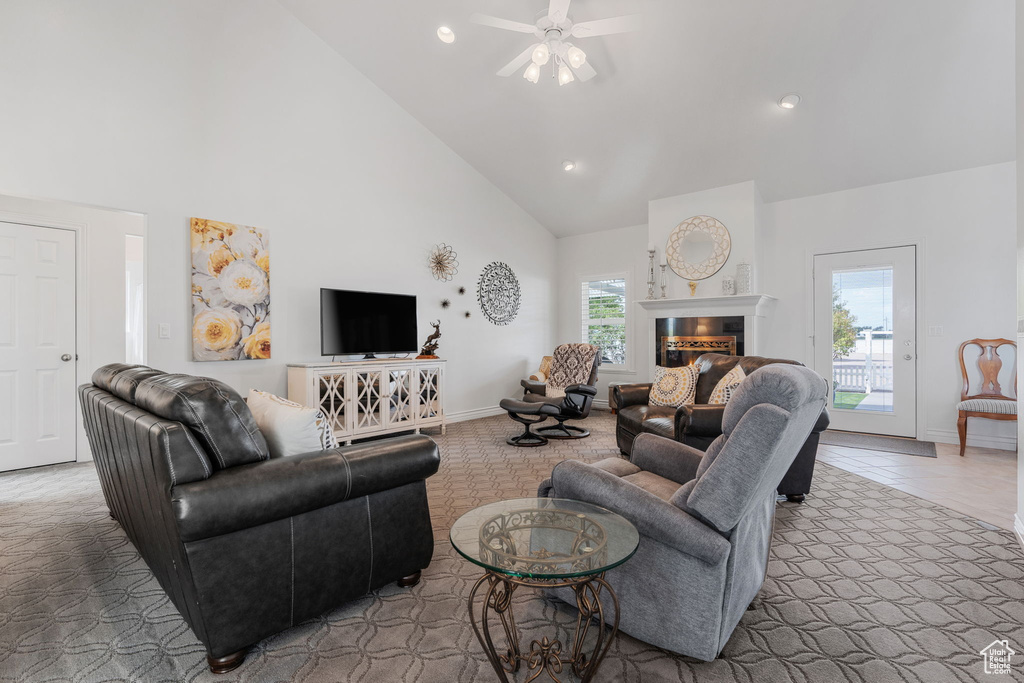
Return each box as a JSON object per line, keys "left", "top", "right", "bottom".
{"left": 247, "top": 389, "right": 336, "bottom": 458}
{"left": 708, "top": 365, "right": 746, "bottom": 405}
{"left": 649, "top": 365, "right": 699, "bottom": 407}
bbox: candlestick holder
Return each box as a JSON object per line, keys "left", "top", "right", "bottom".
{"left": 659, "top": 264, "right": 667, "bottom": 298}
{"left": 646, "top": 249, "right": 656, "bottom": 300}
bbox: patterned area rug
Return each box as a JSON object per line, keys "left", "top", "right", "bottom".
{"left": 1, "top": 411, "right": 1022, "bottom": 682}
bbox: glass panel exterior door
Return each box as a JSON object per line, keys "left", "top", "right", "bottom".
{"left": 814, "top": 246, "right": 917, "bottom": 437}
{"left": 831, "top": 268, "right": 894, "bottom": 413}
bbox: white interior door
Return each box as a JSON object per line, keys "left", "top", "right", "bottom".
{"left": 0, "top": 222, "right": 77, "bottom": 471}
{"left": 813, "top": 246, "right": 917, "bottom": 437}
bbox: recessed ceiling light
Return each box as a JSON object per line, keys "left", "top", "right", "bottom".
{"left": 563, "top": 160, "right": 577, "bottom": 172}
{"left": 778, "top": 93, "right": 801, "bottom": 109}
{"left": 437, "top": 26, "right": 455, "bottom": 44}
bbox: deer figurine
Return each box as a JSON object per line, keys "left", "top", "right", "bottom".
{"left": 417, "top": 321, "right": 441, "bottom": 359}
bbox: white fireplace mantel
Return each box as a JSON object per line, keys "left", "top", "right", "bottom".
{"left": 635, "top": 294, "right": 777, "bottom": 378}
{"left": 636, "top": 294, "right": 776, "bottom": 318}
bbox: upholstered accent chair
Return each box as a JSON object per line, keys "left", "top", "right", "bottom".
{"left": 614, "top": 353, "right": 829, "bottom": 502}
{"left": 500, "top": 344, "right": 601, "bottom": 445}
{"left": 79, "top": 364, "right": 440, "bottom": 673}
{"left": 957, "top": 338, "right": 1017, "bottom": 456}
{"left": 539, "top": 364, "right": 828, "bottom": 661}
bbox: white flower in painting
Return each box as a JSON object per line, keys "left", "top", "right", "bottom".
{"left": 226, "top": 227, "right": 264, "bottom": 258}
{"left": 192, "top": 307, "right": 243, "bottom": 354}
{"left": 218, "top": 259, "right": 269, "bottom": 307}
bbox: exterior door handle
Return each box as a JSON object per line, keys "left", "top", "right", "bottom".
{"left": 61, "top": 354, "right": 72, "bottom": 362}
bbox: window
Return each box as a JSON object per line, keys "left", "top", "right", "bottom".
{"left": 581, "top": 277, "right": 628, "bottom": 369}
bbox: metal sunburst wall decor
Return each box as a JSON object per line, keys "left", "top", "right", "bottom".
{"left": 476, "top": 261, "right": 521, "bottom": 325}
{"left": 428, "top": 243, "right": 459, "bottom": 281}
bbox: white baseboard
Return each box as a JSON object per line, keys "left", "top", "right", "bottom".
{"left": 592, "top": 399, "right": 610, "bottom": 410}
{"left": 446, "top": 405, "right": 506, "bottom": 423}
{"left": 1015, "top": 514, "right": 1024, "bottom": 553}
{"left": 925, "top": 428, "right": 1018, "bottom": 452}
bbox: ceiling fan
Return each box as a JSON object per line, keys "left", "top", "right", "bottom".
{"left": 471, "top": 0, "right": 641, "bottom": 85}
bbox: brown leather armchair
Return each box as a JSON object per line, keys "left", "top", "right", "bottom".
{"left": 613, "top": 353, "right": 830, "bottom": 502}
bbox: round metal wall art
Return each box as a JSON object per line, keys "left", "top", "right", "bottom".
{"left": 428, "top": 243, "right": 459, "bottom": 281}
{"left": 665, "top": 215, "right": 732, "bottom": 280}
{"left": 476, "top": 261, "right": 521, "bottom": 325}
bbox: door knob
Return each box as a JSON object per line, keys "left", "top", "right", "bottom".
{"left": 61, "top": 354, "right": 72, "bottom": 362}
{"left": 903, "top": 353, "right": 913, "bottom": 361}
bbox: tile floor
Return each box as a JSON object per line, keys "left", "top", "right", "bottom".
{"left": 815, "top": 440, "right": 1018, "bottom": 531}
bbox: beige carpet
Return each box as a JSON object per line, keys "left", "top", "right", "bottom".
{"left": 1, "top": 410, "right": 1022, "bottom": 682}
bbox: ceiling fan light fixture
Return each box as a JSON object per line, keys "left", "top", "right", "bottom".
{"left": 531, "top": 43, "right": 550, "bottom": 66}
{"left": 558, "top": 64, "right": 575, "bottom": 86}
{"left": 567, "top": 45, "right": 587, "bottom": 68}
{"left": 436, "top": 26, "right": 455, "bottom": 44}
{"left": 778, "top": 93, "right": 801, "bottom": 109}
{"left": 523, "top": 62, "right": 541, "bottom": 84}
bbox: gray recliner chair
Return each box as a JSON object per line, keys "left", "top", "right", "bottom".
{"left": 538, "top": 364, "right": 828, "bottom": 661}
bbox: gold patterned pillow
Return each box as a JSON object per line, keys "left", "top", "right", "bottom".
{"left": 649, "top": 365, "right": 699, "bottom": 407}
{"left": 708, "top": 365, "right": 746, "bottom": 405}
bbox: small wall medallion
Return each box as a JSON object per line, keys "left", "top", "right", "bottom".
{"left": 428, "top": 244, "right": 459, "bottom": 281}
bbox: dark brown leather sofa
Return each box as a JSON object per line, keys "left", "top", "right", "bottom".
{"left": 613, "top": 353, "right": 830, "bottom": 502}
{"left": 79, "top": 364, "right": 440, "bottom": 673}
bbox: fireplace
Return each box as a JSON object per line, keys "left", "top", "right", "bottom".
{"left": 655, "top": 316, "right": 745, "bottom": 367}
{"left": 638, "top": 294, "right": 773, "bottom": 379}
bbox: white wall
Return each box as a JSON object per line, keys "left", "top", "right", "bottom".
{"left": 556, "top": 165, "right": 1016, "bottom": 453}
{"left": 556, "top": 224, "right": 649, "bottom": 402}
{"left": 648, "top": 182, "right": 762, "bottom": 297}
{"left": 0, "top": 0, "right": 557, "bottom": 420}
{"left": 762, "top": 162, "right": 1017, "bottom": 450}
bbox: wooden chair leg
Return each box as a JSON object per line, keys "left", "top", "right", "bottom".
{"left": 207, "top": 649, "right": 246, "bottom": 674}
{"left": 956, "top": 413, "right": 967, "bottom": 456}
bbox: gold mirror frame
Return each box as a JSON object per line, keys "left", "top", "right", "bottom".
{"left": 665, "top": 215, "right": 732, "bottom": 280}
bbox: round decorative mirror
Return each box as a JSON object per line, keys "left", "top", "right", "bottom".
{"left": 665, "top": 215, "right": 732, "bottom": 280}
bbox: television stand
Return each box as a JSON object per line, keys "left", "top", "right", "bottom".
{"left": 287, "top": 358, "right": 446, "bottom": 445}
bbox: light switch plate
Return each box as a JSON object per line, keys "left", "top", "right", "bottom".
{"left": 158, "top": 323, "right": 170, "bottom": 339}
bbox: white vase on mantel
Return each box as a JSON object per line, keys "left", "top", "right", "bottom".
{"left": 735, "top": 261, "right": 752, "bottom": 295}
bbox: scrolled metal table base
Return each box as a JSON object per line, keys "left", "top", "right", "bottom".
{"left": 468, "top": 571, "right": 619, "bottom": 683}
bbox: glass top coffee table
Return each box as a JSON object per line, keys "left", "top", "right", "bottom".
{"left": 451, "top": 498, "right": 639, "bottom": 682}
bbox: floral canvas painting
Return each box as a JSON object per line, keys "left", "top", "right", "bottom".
{"left": 191, "top": 218, "right": 270, "bottom": 361}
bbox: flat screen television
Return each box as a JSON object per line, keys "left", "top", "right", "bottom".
{"left": 320, "top": 288, "right": 418, "bottom": 358}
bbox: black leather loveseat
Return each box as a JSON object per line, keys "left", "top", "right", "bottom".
{"left": 613, "top": 353, "right": 829, "bottom": 502}
{"left": 79, "top": 364, "right": 440, "bottom": 673}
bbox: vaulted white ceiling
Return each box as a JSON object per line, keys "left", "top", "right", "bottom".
{"left": 280, "top": 0, "right": 1014, "bottom": 237}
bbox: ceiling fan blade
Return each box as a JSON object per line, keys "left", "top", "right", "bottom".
{"left": 548, "top": 0, "right": 572, "bottom": 24}
{"left": 470, "top": 14, "right": 538, "bottom": 34}
{"left": 570, "top": 15, "right": 642, "bottom": 38}
{"left": 572, "top": 60, "right": 597, "bottom": 82}
{"left": 496, "top": 43, "right": 540, "bottom": 77}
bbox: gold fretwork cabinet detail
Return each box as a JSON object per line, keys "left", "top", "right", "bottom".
{"left": 288, "top": 359, "right": 446, "bottom": 445}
